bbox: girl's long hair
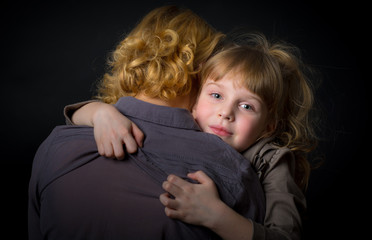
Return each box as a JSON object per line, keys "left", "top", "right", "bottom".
{"left": 200, "top": 33, "right": 318, "bottom": 190}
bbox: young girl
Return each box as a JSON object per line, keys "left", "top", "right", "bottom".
{"left": 66, "top": 33, "right": 317, "bottom": 239}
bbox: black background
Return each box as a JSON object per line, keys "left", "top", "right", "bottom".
{"left": 2, "top": 0, "right": 367, "bottom": 239}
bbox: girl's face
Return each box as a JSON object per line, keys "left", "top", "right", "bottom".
{"left": 193, "top": 74, "right": 271, "bottom": 152}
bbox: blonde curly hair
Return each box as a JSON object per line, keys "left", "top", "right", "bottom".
{"left": 96, "top": 5, "right": 224, "bottom": 104}
{"left": 200, "top": 33, "right": 318, "bottom": 189}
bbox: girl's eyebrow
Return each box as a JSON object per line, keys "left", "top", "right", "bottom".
{"left": 243, "top": 93, "right": 262, "bottom": 103}
{"left": 204, "top": 80, "right": 222, "bottom": 88}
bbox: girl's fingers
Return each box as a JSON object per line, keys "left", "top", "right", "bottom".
{"left": 159, "top": 192, "right": 179, "bottom": 209}
{"left": 102, "top": 140, "right": 114, "bottom": 158}
{"left": 122, "top": 133, "right": 138, "bottom": 155}
{"left": 112, "top": 140, "right": 125, "bottom": 160}
{"left": 187, "top": 171, "right": 212, "bottom": 184}
{"left": 162, "top": 179, "right": 183, "bottom": 197}
{"left": 132, "top": 123, "right": 144, "bottom": 148}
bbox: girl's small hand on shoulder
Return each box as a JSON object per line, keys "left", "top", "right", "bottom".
{"left": 92, "top": 103, "right": 144, "bottom": 160}
{"left": 159, "top": 171, "right": 223, "bottom": 228}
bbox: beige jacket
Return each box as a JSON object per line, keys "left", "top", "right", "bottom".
{"left": 243, "top": 137, "right": 306, "bottom": 240}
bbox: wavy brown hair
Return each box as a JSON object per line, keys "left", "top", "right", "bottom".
{"left": 96, "top": 5, "right": 224, "bottom": 104}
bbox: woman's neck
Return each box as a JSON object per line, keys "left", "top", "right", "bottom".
{"left": 135, "top": 93, "right": 191, "bottom": 110}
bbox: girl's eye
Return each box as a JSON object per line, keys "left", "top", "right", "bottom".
{"left": 211, "top": 93, "right": 222, "bottom": 99}
{"left": 241, "top": 104, "right": 253, "bottom": 111}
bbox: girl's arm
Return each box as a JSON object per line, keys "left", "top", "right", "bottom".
{"left": 160, "top": 171, "right": 253, "bottom": 240}
{"left": 66, "top": 101, "right": 144, "bottom": 160}
{"left": 160, "top": 155, "right": 304, "bottom": 240}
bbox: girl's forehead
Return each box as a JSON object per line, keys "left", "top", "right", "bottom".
{"left": 205, "top": 71, "right": 247, "bottom": 88}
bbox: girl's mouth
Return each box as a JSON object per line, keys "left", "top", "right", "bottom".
{"left": 209, "top": 125, "right": 232, "bottom": 137}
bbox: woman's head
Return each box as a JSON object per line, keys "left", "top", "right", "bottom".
{"left": 97, "top": 5, "right": 224, "bottom": 104}
{"left": 194, "top": 33, "right": 317, "bottom": 188}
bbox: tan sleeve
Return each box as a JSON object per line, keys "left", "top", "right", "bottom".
{"left": 63, "top": 100, "right": 100, "bottom": 125}
{"left": 248, "top": 147, "right": 306, "bottom": 240}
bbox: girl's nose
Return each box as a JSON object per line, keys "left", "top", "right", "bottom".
{"left": 218, "top": 107, "right": 234, "bottom": 121}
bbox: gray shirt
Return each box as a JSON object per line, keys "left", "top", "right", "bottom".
{"left": 29, "top": 96, "right": 265, "bottom": 240}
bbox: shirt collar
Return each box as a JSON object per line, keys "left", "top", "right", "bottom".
{"left": 115, "top": 97, "right": 201, "bottom": 131}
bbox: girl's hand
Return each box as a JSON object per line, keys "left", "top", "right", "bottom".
{"left": 159, "top": 171, "right": 223, "bottom": 228}
{"left": 79, "top": 102, "right": 144, "bottom": 160}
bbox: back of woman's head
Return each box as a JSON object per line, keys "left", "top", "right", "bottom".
{"left": 201, "top": 32, "right": 318, "bottom": 189}
{"left": 97, "top": 5, "right": 224, "bottom": 104}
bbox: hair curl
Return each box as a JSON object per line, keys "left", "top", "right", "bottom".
{"left": 96, "top": 5, "right": 224, "bottom": 104}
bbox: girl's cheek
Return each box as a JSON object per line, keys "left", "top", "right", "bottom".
{"left": 192, "top": 100, "right": 203, "bottom": 119}
{"left": 192, "top": 105, "right": 201, "bottom": 119}
{"left": 192, "top": 108, "right": 197, "bottom": 119}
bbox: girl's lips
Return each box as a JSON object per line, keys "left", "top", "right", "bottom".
{"left": 209, "top": 125, "right": 232, "bottom": 137}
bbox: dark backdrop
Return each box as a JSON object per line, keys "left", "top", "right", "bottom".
{"left": 2, "top": 0, "right": 367, "bottom": 239}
